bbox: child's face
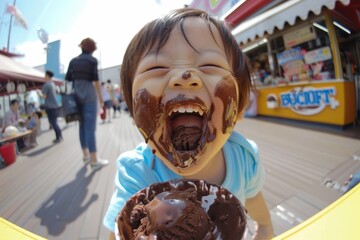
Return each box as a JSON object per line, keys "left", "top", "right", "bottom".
{"left": 132, "top": 17, "right": 239, "bottom": 176}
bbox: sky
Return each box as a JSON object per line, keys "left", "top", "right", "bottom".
{"left": 0, "top": 0, "right": 192, "bottom": 70}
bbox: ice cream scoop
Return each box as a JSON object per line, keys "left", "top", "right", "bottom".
{"left": 116, "top": 179, "right": 247, "bottom": 240}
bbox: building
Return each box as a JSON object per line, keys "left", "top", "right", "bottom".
{"left": 99, "top": 65, "right": 121, "bottom": 87}
{"left": 226, "top": 0, "right": 360, "bottom": 126}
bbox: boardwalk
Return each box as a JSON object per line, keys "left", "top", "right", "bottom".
{"left": 0, "top": 113, "right": 359, "bottom": 239}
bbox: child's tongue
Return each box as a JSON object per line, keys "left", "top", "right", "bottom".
{"left": 171, "top": 113, "right": 202, "bottom": 130}
{"left": 170, "top": 114, "right": 202, "bottom": 151}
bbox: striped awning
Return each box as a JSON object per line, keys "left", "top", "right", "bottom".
{"left": 0, "top": 54, "right": 63, "bottom": 95}
{"left": 232, "top": 0, "right": 351, "bottom": 45}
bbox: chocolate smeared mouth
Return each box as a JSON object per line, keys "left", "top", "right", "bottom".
{"left": 157, "top": 95, "right": 216, "bottom": 169}
{"left": 166, "top": 103, "right": 207, "bottom": 166}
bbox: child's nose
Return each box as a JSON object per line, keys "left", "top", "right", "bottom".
{"left": 168, "top": 70, "right": 203, "bottom": 89}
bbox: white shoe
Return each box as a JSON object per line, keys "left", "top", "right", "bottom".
{"left": 91, "top": 159, "right": 109, "bottom": 171}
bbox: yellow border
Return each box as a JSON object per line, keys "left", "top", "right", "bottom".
{"left": 0, "top": 217, "right": 47, "bottom": 240}
{"left": 272, "top": 183, "right": 360, "bottom": 239}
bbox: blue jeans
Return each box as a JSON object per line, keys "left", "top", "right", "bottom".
{"left": 79, "top": 102, "right": 97, "bottom": 153}
{"left": 46, "top": 108, "right": 62, "bottom": 140}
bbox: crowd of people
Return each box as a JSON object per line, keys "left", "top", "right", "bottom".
{"left": 100, "top": 79, "right": 123, "bottom": 123}
{"left": 1, "top": 99, "right": 42, "bottom": 152}
{"left": 0, "top": 50, "right": 127, "bottom": 162}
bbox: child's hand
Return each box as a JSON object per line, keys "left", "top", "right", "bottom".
{"left": 252, "top": 222, "right": 274, "bottom": 240}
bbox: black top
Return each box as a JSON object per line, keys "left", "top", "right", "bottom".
{"left": 65, "top": 53, "right": 99, "bottom": 81}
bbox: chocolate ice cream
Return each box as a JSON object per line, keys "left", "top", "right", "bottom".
{"left": 117, "top": 179, "right": 247, "bottom": 240}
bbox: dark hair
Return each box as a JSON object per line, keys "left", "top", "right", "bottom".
{"left": 121, "top": 8, "right": 251, "bottom": 116}
{"left": 45, "top": 70, "right": 54, "bottom": 78}
{"left": 79, "top": 38, "right": 97, "bottom": 53}
{"left": 10, "top": 99, "right": 19, "bottom": 105}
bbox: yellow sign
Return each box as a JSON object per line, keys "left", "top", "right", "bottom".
{"left": 257, "top": 81, "right": 356, "bottom": 126}
{"left": 283, "top": 26, "right": 316, "bottom": 49}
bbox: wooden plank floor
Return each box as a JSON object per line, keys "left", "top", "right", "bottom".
{"left": 235, "top": 118, "right": 360, "bottom": 237}
{"left": 0, "top": 113, "right": 359, "bottom": 239}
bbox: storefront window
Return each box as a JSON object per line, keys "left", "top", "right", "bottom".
{"left": 243, "top": 39, "right": 271, "bottom": 86}
{"left": 268, "top": 20, "right": 334, "bottom": 85}
{"left": 333, "top": 17, "right": 359, "bottom": 81}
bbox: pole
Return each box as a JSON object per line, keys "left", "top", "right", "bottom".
{"left": 6, "top": 0, "right": 17, "bottom": 52}
{"left": 0, "top": 6, "right": 8, "bottom": 42}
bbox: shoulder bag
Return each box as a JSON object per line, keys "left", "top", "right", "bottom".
{"left": 61, "top": 80, "right": 81, "bottom": 123}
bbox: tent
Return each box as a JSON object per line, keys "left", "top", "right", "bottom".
{"left": 0, "top": 53, "right": 63, "bottom": 96}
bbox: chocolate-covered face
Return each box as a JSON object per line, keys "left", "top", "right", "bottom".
{"left": 132, "top": 18, "right": 239, "bottom": 175}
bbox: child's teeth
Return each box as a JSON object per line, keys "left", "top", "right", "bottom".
{"left": 170, "top": 105, "right": 205, "bottom": 115}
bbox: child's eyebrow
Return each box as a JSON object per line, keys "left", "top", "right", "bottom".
{"left": 139, "top": 50, "right": 160, "bottom": 62}
{"left": 144, "top": 50, "right": 158, "bottom": 57}
{"left": 200, "top": 49, "right": 227, "bottom": 56}
{"left": 146, "top": 47, "right": 225, "bottom": 56}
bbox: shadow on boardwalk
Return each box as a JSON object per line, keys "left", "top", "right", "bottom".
{"left": 35, "top": 165, "right": 99, "bottom": 236}
{"left": 23, "top": 144, "right": 56, "bottom": 157}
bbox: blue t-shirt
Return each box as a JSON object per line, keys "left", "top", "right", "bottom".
{"left": 103, "top": 131, "right": 264, "bottom": 231}
{"left": 42, "top": 81, "right": 59, "bottom": 109}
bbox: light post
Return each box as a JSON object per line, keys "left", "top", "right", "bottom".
{"left": 6, "top": 0, "right": 16, "bottom": 52}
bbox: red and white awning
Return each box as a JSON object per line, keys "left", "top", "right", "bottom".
{"left": 232, "top": 0, "right": 351, "bottom": 45}
{"left": 0, "top": 54, "right": 63, "bottom": 95}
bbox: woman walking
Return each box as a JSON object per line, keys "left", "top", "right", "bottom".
{"left": 65, "top": 38, "right": 108, "bottom": 170}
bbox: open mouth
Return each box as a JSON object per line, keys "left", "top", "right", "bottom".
{"left": 157, "top": 95, "right": 216, "bottom": 169}
{"left": 166, "top": 104, "right": 207, "bottom": 166}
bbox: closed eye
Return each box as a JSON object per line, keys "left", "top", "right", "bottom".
{"left": 199, "top": 64, "right": 222, "bottom": 68}
{"left": 145, "top": 66, "right": 168, "bottom": 71}
{"left": 199, "top": 64, "right": 231, "bottom": 72}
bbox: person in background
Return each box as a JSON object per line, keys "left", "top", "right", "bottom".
{"left": 65, "top": 37, "right": 108, "bottom": 171}
{"left": 2, "top": 99, "right": 20, "bottom": 130}
{"left": 100, "top": 81, "right": 112, "bottom": 123}
{"left": 103, "top": 8, "right": 273, "bottom": 240}
{"left": 37, "top": 70, "right": 63, "bottom": 143}
{"left": 26, "top": 109, "right": 42, "bottom": 146}
{"left": 107, "top": 79, "right": 120, "bottom": 118}
{"left": 246, "top": 58, "right": 260, "bottom": 118}
{"left": 117, "top": 87, "right": 128, "bottom": 113}
{"left": 2, "top": 99, "right": 27, "bottom": 150}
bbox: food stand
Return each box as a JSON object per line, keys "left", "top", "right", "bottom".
{"left": 0, "top": 51, "right": 63, "bottom": 166}
{"left": 229, "top": 0, "right": 359, "bottom": 126}
{"left": 0, "top": 52, "right": 63, "bottom": 113}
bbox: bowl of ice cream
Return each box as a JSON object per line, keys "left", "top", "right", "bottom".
{"left": 116, "top": 179, "right": 247, "bottom": 240}
{"left": 266, "top": 94, "right": 278, "bottom": 109}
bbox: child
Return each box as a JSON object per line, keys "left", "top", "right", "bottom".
{"left": 26, "top": 110, "right": 42, "bottom": 146}
{"left": 104, "top": 8, "right": 274, "bottom": 239}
